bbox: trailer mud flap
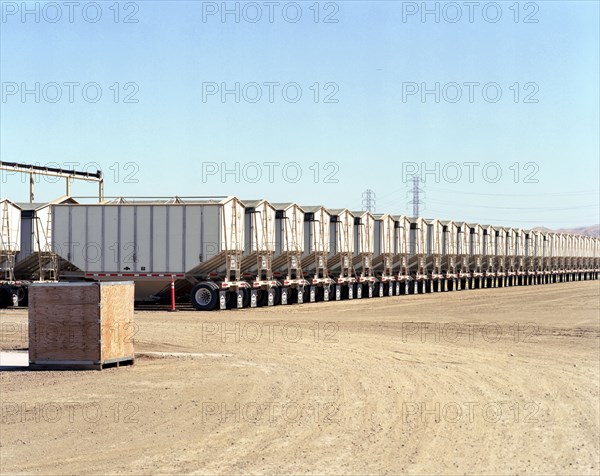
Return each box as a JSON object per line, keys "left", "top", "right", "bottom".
{"left": 268, "top": 287, "right": 276, "bottom": 306}
{"left": 251, "top": 289, "right": 258, "bottom": 307}
{"left": 356, "top": 285, "right": 362, "bottom": 299}
{"left": 297, "top": 288, "right": 304, "bottom": 304}
{"left": 310, "top": 286, "right": 316, "bottom": 303}
{"left": 237, "top": 290, "right": 244, "bottom": 308}
{"left": 219, "top": 291, "right": 227, "bottom": 310}
{"left": 281, "top": 287, "right": 288, "bottom": 305}
{"left": 348, "top": 285, "right": 354, "bottom": 300}
{"left": 335, "top": 285, "right": 341, "bottom": 301}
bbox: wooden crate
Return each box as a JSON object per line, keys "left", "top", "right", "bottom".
{"left": 28, "top": 282, "right": 135, "bottom": 370}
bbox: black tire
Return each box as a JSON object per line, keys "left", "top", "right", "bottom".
{"left": 315, "top": 286, "right": 324, "bottom": 301}
{"left": 0, "top": 286, "right": 11, "bottom": 309}
{"left": 270, "top": 286, "right": 281, "bottom": 306}
{"left": 16, "top": 287, "right": 28, "bottom": 307}
{"left": 226, "top": 291, "right": 238, "bottom": 309}
{"left": 242, "top": 288, "right": 251, "bottom": 308}
{"left": 286, "top": 288, "right": 298, "bottom": 304}
{"left": 256, "top": 289, "right": 269, "bottom": 307}
{"left": 226, "top": 289, "right": 251, "bottom": 309}
{"left": 329, "top": 284, "right": 338, "bottom": 300}
{"left": 317, "top": 284, "right": 333, "bottom": 301}
{"left": 340, "top": 285, "right": 349, "bottom": 300}
{"left": 190, "top": 283, "right": 219, "bottom": 311}
{"left": 302, "top": 286, "right": 311, "bottom": 303}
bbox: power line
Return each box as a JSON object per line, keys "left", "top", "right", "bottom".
{"left": 425, "top": 186, "right": 600, "bottom": 198}
{"left": 425, "top": 198, "right": 599, "bottom": 211}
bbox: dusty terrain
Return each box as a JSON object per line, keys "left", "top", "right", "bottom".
{"left": 1, "top": 281, "right": 599, "bottom": 475}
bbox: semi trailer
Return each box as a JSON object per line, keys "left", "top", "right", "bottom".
{"left": 1, "top": 194, "right": 598, "bottom": 310}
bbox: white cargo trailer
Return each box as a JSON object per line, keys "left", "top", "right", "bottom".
{"left": 482, "top": 225, "right": 497, "bottom": 287}
{"left": 505, "top": 227, "right": 517, "bottom": 285}
{"left": 533, "top": 230, "right": 550, "bottom": 284}
{"left": 272, "top": 202, "right": 306, "bottom": 304}
{"left": 351, "top": 210, "right": 376, "bottom": 298}
{"left": 581, "top": 236, "right": 590, "bottom": 276}
{"left": 425, "top": 218, "right": 444, "bottom": 291}
{"left": 373, "top": 213, "right": 396, "bottom": 296}
{"left": 301, "top": 206, "right": 333, "bottom": 302}
{"left": 550, "top": 232, "right": 559, "bottom": 276}
{"left": 455, "top": 222, "right": 472, "bottom": 289}
{"left": 241, "top": 200, "right": 279, "bottom": 307}
{"left": 0, "top": 199, "right": 21, "bottom": 279}
{"left": 494, "top": 227, "right": 508, "bottom": 286}
{"left": 408, "top": 217, "right": 428, "bottom": 293}
{"left": 513, "top": 228, "right": 527, "bottom": 284}
{"left": 328, "top": 208, "right": 356, "bottom": 300}
{"left": 393, "top": 215, "right": 412, "bottom": 293}
{"left": 573, "top": 234, "right": 583, "bottom": 278}
{"left": 593, "top": 237, "right": 600, "bottom": 279}
{"left": 522, "top": 230, "right": 535, "bottom": 284}
{"left": 556, "top": 232, "right": 567, "bottom": 281}
{"left": 440, "top": 220, "right": 459, "bottom": 290}
{"left": 467, "top": 223, "right": 484, "bottom": 288}
{"left": 15, "top": 196, "right": 78, "bottom": 283}
{"left": 52, "top": 197, "right": 249, "bottom": 311}
{"left": 583, "top": 236, "right": 595, "bottom": 278}
{"left": 0, "top": 199, "right": 22, "bottom": 307}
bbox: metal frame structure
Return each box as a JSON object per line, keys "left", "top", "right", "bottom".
{"left": 0, "top": 161, "right": 104, "bottom": 203}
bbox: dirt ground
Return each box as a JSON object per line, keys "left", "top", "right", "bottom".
{"left": 1, "top": 281, "right": 599, "bottom": 475}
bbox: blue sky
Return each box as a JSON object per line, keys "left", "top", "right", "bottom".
{"left": 1, "top": 0, "right": 598, "bottom": 228}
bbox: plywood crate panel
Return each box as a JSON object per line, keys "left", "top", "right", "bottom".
{"left": 28, "top": 282, "right": 135, "bottom": 370}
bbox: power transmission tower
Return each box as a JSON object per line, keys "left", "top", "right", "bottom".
{"left": 361, "top": 189, "right": 376, "bottom": 212}
{"left": 407, "top": 176, "right": 425, "bottom": 217}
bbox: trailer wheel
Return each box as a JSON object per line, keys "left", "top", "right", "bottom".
{"left": 269, "top": 286, "right": 281, "bottom": 306}
{"left": 256, "top": 289, "right": 269, "bottom": 307}
{"left": 287, "top": 288, "right": 298, "bottom": 304}
{"left": 0, "top": 286, "right": 11, "bottom": 309}
{"left": 242, "top": 288, "right": 251, "bottom": 308}
{"left": 225, "top": 292, "right": 238, "bottom": 309}
{"left": 301, "top": 286, "right": 311, "bottom": 303}
{"left": 16, "top": 287, "right": 28, "bottom": 307}
{"left": 340, "top": 285, "right": 349, "bottom": 300}
{"left": 190, "top": 283, "right": 219, "bottom": 311}
{"left": 227, "top": 289, "right": 250, "bottom": 309}
{"left": 316, "top": 286, "right": 324, "bottom": 301}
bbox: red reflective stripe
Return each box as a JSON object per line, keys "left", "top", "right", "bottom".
{"left": 86, "top": 272, "right": 186, "bottom": 278}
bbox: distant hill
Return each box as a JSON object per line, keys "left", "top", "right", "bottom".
{"left": 555, "top": 225, "right": 600, "bottom": 237}
{"left": 533, "top": 225, "right": 600, "bottom": 237}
